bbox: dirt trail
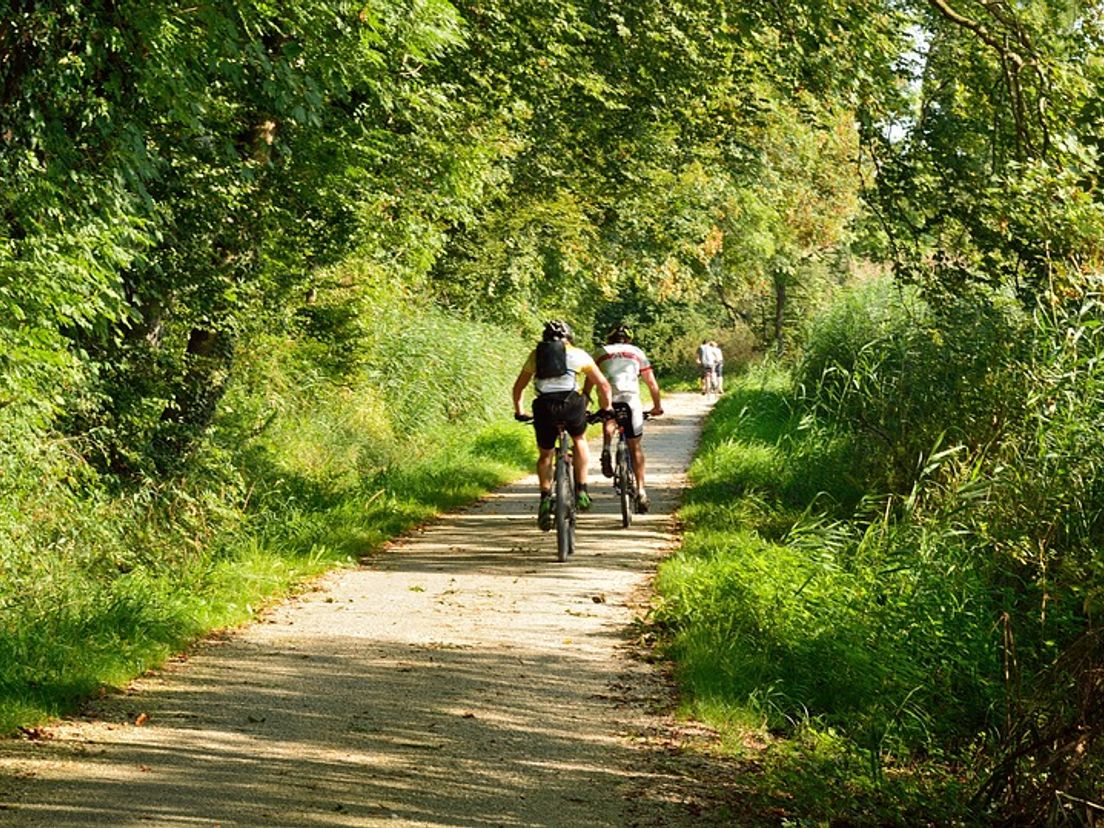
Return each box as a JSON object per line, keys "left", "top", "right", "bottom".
{"left": 0, "top": 393, "right": 718, "bottom": 827}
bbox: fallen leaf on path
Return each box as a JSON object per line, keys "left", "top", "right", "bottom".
{"left": 134, "top": 713, "right": 149, "bottom": 727}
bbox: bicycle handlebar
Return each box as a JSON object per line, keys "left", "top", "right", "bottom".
{"left": 516, "top": 409, "right": 662, "bottom": 425}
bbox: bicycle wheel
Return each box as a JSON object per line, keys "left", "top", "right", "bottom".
{"left": 567, "top": 477, "right": 576, "bottom": 557}
{"left": 617, "top": 442, "right": 632, "bottom": 528}
{"left": 565, "top": 451, "right": 577, "bottom": 557}
{"left": 554, "top": 451, "right": 572, "bottom": 562}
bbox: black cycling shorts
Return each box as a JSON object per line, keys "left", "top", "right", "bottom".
{"left": 532, "top": 390, "right": 587, "bottom": 450}
{"left": 612, "top": 400, "right": 644, "bottom": 440}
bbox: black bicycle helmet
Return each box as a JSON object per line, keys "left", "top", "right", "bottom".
{"left": 606, "top": 323, "right": 633, "bottom": 344}
{"left": 542, "top": 319, "right": 574, "bottom": 342}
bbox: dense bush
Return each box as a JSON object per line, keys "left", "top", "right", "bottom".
{"left": 658, "top": 279, "right": 1104, "bottom": 822}
{"left": 795, "top": 277, "right": 1030, "bottom": 493}
{"left": 796, "top": 274, "right": 1104, "bottom": 720}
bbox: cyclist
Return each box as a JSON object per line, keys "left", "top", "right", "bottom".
{"left": 696, "top": 339, "right": 717, "bottom": 394}
{"left": 709, "top": 340, "right": 724, "bottom": 393}
{"left": 513, "top": 320, "right": 612, "bottom": 531}
{"left": 584, "top": 324, "right": 663, "bottom": 513}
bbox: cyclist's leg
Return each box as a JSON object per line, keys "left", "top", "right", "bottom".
{"left": 563, "top": 392, "right": 592, "bottom": 507}
{"left": 536, "top": 447, "right": 555, "bottom": 492}
{"left": 600, "top": 416, "right": 616, "bottom": 477}
{"left": 572, "top": 436, "right": 590, "bottom": 488}
{"left": 627, "top": 436, "right": 648, "bottom": 509}
{"left": 531, "top": 395, "right": 561, "bottom": 528}
{"left": 625, "top": 401, "right": 646, "bottom": 486}
{"left": 628, "top": 435, "right": 645, "bottom": 478}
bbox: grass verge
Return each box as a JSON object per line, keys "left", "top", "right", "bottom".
{"left": 0, "top": 418, "right": 533, "bottom": 735}
{"left": 653, "top": 365, "right": 971, "bottom": 825}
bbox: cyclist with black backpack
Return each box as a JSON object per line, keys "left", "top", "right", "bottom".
{"left": 513, "top": 320, "right": 612, "bottom": 531}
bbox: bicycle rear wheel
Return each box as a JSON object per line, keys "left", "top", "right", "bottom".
{"left": 554, "top": 452, "right": 572, "bottom": 562}
{"left": 617, "top": 442, "right": 632, "bottom": 528}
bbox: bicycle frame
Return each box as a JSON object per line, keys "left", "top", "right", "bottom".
{"left": 519, "top": 416, "right": 576, "bottom": 561}
{"left": 551, "top": 422, "right": 576, "bottom": 561}
{"left": 611, "top": 406, "right": 650, "bottom": 528}
{"left": 704, "top": 367, "right": 719, "bottom": 400}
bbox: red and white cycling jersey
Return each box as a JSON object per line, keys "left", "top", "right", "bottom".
{"left": 595, "top": 343, "right": 652, "bottom": 397}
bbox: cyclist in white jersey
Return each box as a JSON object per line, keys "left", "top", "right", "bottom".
{"left": 696, "top": 339, "right": 717, "bottom": 394}
{"left": 584, "top": 324, "right": 663, "bottom": 513}
{"left": 709, "top": 340, "right": 724, "bottom": 393}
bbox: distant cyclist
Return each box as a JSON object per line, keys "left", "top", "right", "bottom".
{"left": 709, "top": 340, "right": 724, "bottom": 393}
{"left": 513, "top": 320, "right": 612, "bottom": 530}
{"left": 584, "top": 324, "right": 663, "bottom": 513}
{"left": 696, "top": 339, "right": 717, "bottom": 395}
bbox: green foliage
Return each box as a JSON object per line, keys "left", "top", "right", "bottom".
{"left": 0, "top": 269, "right": 531, "bottom": 734}
{"left": 662, "top": 276, "right": 1104, "bottom": 821}
{"left": 655, "top": 367, "right": 981, "bottom": 822}
{"left": 861, "top": 0, "right": 1104, "bottom": 304}
{"left": 3, "top": 0, "right": 1103, "bottom": 820}
{"left": 2, "top": 0, "right": 474, "bottom": 468}
{"left": 796, "top": 275, "right": 1030, "bottom": 491}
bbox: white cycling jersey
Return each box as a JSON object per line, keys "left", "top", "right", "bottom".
{"left": 595, "top": 343, "right": 652, "bottom": 396}
{"left": 595, "top": 343, "right": 653, "bottom": 435}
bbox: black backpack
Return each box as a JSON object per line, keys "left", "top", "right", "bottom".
{"left": 535, "top": 340, "right": 568, "bottom": 379}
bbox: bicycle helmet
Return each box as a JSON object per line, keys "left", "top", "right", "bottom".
{"left": 542, "top": 319, "right": 574, "bottom": 342}
{"left": 606, "top": 324, "right": 633, "bottom": 344}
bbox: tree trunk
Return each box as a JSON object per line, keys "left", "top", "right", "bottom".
{"left": 153, "top": 327, "right": 234, "bottom": 468}
{"left": 773, "top": 278, "right": 786, "bottom": 354}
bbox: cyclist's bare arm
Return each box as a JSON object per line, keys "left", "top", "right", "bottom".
{"left": 582, "top": 363, "right": 612, "bottom": 410}
{"left": 512, "top": 367, "right": 534, "bottom": 417}
{"left": 581, "top": 374, "right": 595, "bottom": 401}
{"left": 641, "top": 368, "right": 663, "bottom": 415}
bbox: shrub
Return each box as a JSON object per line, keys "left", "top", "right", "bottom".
{"left": 795, "top": 276, "right": 1029, "bottom": 493}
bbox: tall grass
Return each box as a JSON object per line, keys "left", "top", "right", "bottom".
{"left": 657, "top": 276, "right": 1104, "bottom": 823}
{"left": 655, "top": 366, "right": 986, "bottom": 821}
{"left": 0, "top": 263, "right": 532, "bottom": 734}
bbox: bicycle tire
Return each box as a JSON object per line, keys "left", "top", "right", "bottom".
{"left": 566, "top": 451, "right": 576, "bottom": 557}
{"left": 567, "top": 486, "right": 577, "bottom": 557}
{"left": 617, "top": 442, "right": 632, "bottom": 528}
{"left": 555, "top": 451, "right": 572, "bottom": 562}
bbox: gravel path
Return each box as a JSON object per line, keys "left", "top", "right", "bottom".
{"left": 0, "top": 393, "right": 715, "bottom": 827}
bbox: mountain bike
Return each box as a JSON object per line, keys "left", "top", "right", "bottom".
{"left": 517, "top": 415, "right": 576, "bottom": 562}
{"left": 610, "top": 405, "right": 655, "bottom": 528}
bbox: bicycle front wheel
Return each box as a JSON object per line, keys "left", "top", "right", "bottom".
{"left": 554, "top": 453, "right": 573, "bottom": 562}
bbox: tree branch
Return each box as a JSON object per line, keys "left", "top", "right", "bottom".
{"left": 927, "top": 0, "right": 1024, "bottom": 68}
